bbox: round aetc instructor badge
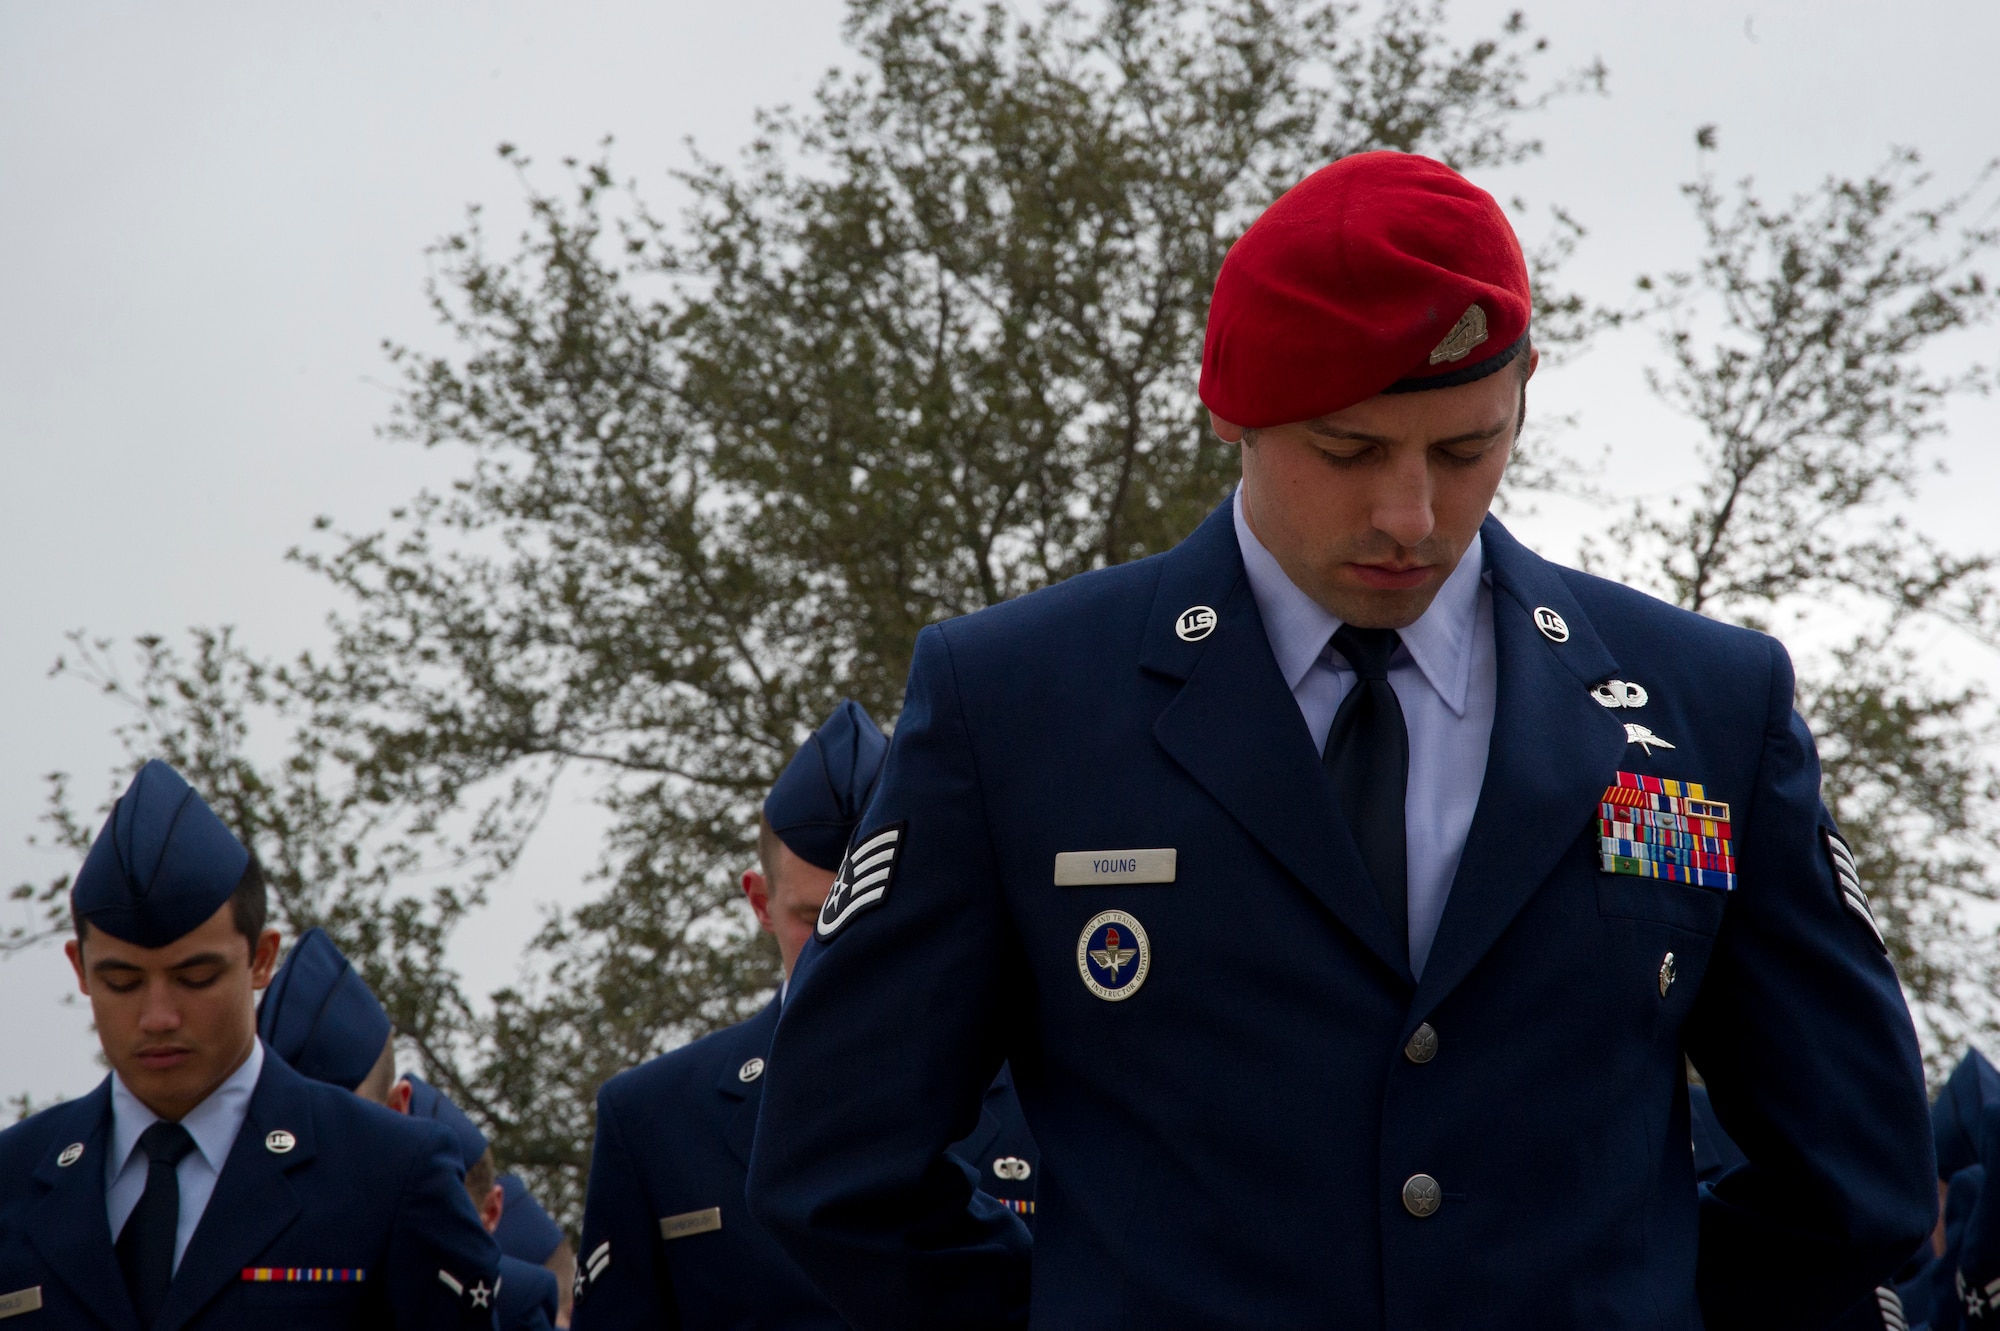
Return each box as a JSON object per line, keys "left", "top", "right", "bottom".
{"left": 1077, "top": 910, "right": 1150, "bottom": 1001}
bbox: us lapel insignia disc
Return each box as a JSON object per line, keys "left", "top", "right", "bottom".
{"left": 1077, "top": 910, "right": 1150, "bottom": 1001}
{"left": 816, "top": 823, "right": 905, "bottom": 941}
{"left": 1175, "top": 606, "right": 1217, "bottom": 642}
{"left": 55, "top": 1143, "right": 83, "bottom": 1168}
{"left": 1532, "top": 607, "right": 1570, "bottom": 642}
{"left": 265, "top": 1129, "right": 297, "bottom": 1154}
{"left": 737, "top": 1058, "right": 765, "bottom": 1083}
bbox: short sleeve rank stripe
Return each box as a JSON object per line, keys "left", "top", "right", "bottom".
{"left": 1598, "top": 771, "right": 1736, "bottom": 891}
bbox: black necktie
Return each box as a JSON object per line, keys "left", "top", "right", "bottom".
{"left": 117, "top": 1119, "right": 196, "bottom": 1328}
{"left": 1323, "top": 625, "right": 1410, "bottom": 959}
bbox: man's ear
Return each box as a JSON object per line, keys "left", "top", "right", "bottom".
{"left": 742, "top": 869, "right": 776, "bottom": 935}
{"left": 387, "top": 1077, "right": 414, "bottom": 1115}
{"left": 64, "top": 937, "right": 87, "bottom": 996}
{"left": 480, "top": 1183, "right": 504, "bottom": 1234}
{"left": 1208, "top": 410, "right": 1248, "bottom": 444}
{"left": 249, "top": 928, "right": 283, "bottom": 990}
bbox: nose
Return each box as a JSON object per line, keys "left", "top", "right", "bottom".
{"left": 1369, "top": 447, "right": 1436, "bottom": 548}
{"left": 137, "top": 979, "right": 183, "bottom": 1035}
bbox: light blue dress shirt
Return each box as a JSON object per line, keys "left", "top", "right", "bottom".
{"left": 1233, "top": 486, "right": 1497, "bottom": 976}
{"left": 107, "top": 1036, "right": 265, "bottom": 1273}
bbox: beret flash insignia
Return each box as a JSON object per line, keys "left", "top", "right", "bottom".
{"left": 1429, "top": 303, "right": 1490, "bottom": 365}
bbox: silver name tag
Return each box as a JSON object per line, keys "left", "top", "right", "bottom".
{"left": 0, "top": 1287, "right": 41, "bottom": 1320}
{"left": 660, "top": 1207, "right": 722, "bottom": 1240}
{"left": 1053, "top": 849, "right": 1177, "bottom": 886}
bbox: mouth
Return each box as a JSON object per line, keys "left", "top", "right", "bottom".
{"left": 1346, "top": 562, "right": 1435, "bottom": 591}
{"left": 132, "top": 1047, "right": 193, "bottom": 1072}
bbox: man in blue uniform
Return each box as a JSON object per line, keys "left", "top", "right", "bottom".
{"left": 402, "top": 1077, "right": 563, "bottom": 1331}
{"left": 745, "top": 152, "right": 1935, "bottom": 1330}
{"left": 573, "top": 701, "right": 1037, "bottom": 1327}
{"left": 257, "top": 925, "right": 563, "bottom": 1331}
{"left": 0, "top": 760, "right": 502, "bottom": 1328}
{"left": 495, "top": 1175, "right": 577, "bottom": 1327}
{"left": 1690, "top": 1081, "right": 1917, "bottom": 1330}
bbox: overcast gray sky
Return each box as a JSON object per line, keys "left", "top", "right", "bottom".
{"left": 6, "top": 0, "right": 1998, "bottom": 1104}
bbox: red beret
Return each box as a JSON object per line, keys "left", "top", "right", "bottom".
{"left": 1199, "top": 152, "right": 1530, "bottom": 429}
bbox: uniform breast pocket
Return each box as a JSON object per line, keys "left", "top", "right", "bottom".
{"left": 1596, "top": 876, "right": 1728, "bottom": 936}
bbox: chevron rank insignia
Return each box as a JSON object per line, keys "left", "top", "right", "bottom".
{"left": 1825, "top": 829, "right": 1885, "bottom": 951}
{"left": 1598, "top": 772, "right": 1736, "bottom": 891}
{"left": 816, "top": 823, "right": 904, "bottom": 940}
{"left": 574, "top": 1240, "right": 609, "bottom": 1306}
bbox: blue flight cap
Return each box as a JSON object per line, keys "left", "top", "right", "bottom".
{"left": 495, "top": 1173, "right": 566, "bottom": 1263}
{"left": 1935, "top": 1046, "right": 2000, "bottom": 1179}
{"left": 257, "top": 927, "right": 392, "bottom": 1092}
{"left": 762, "top": 699, "right": 890, "bottom": 871}
{"left": 403, "top": 1075, "right": 490, "bottom": 1176}
{"left": 71, "top": 759, "right": 252, "bottom": 948}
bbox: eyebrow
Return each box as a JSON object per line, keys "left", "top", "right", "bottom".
{"left": 90, "top": 952, "right": 232, "bottom": 976}
{"left": 1305, "top": 418, "right": 1511, "bottom": 448}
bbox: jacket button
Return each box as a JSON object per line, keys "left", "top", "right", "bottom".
{"left": 1401, "top": 1173, "right": 1442, "bottom": 1217}
{"left": 1404, "top": 1022, "right": 1438, "bottom": 1064}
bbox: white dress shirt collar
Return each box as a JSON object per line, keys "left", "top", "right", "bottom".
{"left": 1232, "top": 485, "right": 1485, "bottom": 715}
{"left": 110, "top": 1036, "right": 265, "bottom": 1180}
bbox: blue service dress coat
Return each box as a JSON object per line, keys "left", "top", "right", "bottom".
{"left": 0, "top": 1050, "right": 502, "bottom": 1329}
{"left": 950, "top": 1064, "right": 1040, "bottom": 1228}
{"left": 744, "top": 501, "right": 1935, "bottom": 1331}
{"left": 571, "top": 995, "right": 1038, "bottom": 1329}
{"left": 497, "top": 1254, "right": 559, "bottom": 1331}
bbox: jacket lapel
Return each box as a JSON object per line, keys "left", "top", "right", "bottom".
{"left": 26, "top": 1081, "right": 140, "bottom": 1331}
{"left": 952, "top": 1107, "right": 1003, "bottom": 1173}
{"left": 152, "top": 1054, "right": 311, "bottom": 1331}
{"left": 1143, "top": 501, "right": 1410, "bottom": 982}
{"left": 717, "top": 997, "right": 782, "bottom": 1168}
{"left": 1412, "top": 516, "right": 1629, "bottom": 1011}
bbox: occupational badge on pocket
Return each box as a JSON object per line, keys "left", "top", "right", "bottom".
{"left": 1077, "top": 910, "right": 1150, "bottom": 1001}
{"left": 1598, "top": 771, "right": 1736, "bottom": 891}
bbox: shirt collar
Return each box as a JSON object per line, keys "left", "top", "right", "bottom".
{"left": 1232, "top": 485, "right": 1486, "bottom": 717}
{"left": 111, "top": 1037, "right": 266, "bottom": 1175}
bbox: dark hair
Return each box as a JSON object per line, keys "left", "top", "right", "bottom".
{"left": 465, "top": 1146, "right": 498, "bottom": 1202}
{"left": 72, "top": 849, "right": 269, "bottom": 950}
{"left": 230, "top": 851, "right": 269, "bottom": 944}
{"left": 1514, "top": 337, "right": 1533, "bottom": 436}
